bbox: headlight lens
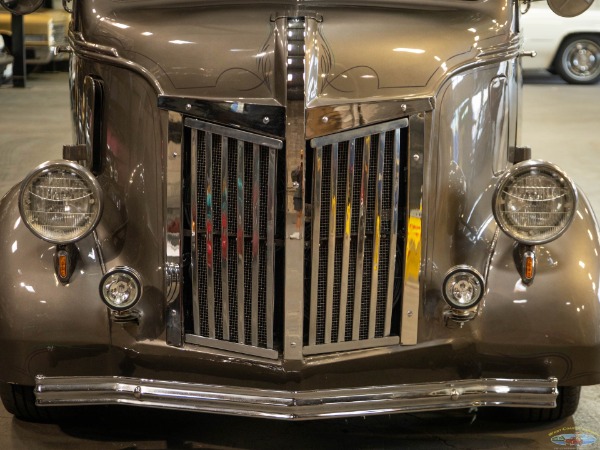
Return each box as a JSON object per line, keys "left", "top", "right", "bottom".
{"left": 19, "top": 161, "right": 103, "bottom": 244}
{"left": 493, "top": 160, "right": 577, "bottom": 245}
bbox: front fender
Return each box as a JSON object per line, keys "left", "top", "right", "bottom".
{"left": 476, "top": 190, "right": 600, "bottom": 384}
{"left": 0, "top": 186, "right": 112, "bottom": 386}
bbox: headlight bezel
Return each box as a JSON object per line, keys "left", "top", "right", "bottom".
{"left": 18, "top": 160, "right": 103, "bottom": 244}
{"left": 492, "top": 160, "right": 578, "bottom": 245}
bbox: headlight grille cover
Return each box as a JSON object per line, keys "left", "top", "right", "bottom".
{"left": 19, "top": 161, "right": 103, "bottom": 244}
{"left": 493, "top": 160, "right": 577, "bottom": 244}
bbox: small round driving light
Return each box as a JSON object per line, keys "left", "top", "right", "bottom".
{"left": 100, "top": 267, "right": 142, "bottom": 311}
{"left": 19, "top": 161, "right": 103, "bottom": 244}
{"left": 443, "top": 266, "right": 485, "bottom": 309}
{"left": 493, "top": 160, "right": 577, "bottom": 245}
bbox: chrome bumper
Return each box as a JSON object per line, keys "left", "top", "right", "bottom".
{"left": 35, "top": 375, "right": 558, "bottom": 420}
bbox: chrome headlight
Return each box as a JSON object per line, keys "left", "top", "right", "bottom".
{"left": 19, "top": 161, "right": 103, "bottom": 244}
{"left": 493, "top": 160, "right": 577, "bottom": 245}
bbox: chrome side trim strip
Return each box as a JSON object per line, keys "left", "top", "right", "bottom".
{"left": 36, "top": 376, "right": 559, "bottom": 421}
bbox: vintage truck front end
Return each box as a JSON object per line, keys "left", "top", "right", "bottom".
{"left": 0, "top": 0, "right": 599, "bottom": 421}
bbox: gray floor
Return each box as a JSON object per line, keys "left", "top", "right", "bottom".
{"left": 0, "top": 71, "right": 599, "bottom": 449}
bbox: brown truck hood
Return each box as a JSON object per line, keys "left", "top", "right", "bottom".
{"left": 79, "top": 1, "right": 514, "bottom": 105}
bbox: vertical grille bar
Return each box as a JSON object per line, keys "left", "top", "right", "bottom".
{"left": 205, "top": 131, "right": 216, "bottom": 339}
{"left": 251, "top": 143, "right": 260, "bottom": 347}
{"left": 385, "top": 129, "right": 401, "bottom": 335}
{"left": 191, "top": 130, "right": 201, "bottom": 336}
{"left": 325, "top": 143, "right": 339, "bottom": 344}
{"left": 266, "top": 148, "right": 276, "bottom": 349}
{"left": 309, "top": 145, "right": 323, "bottom": 346}
{"left": 236, "top": 140, "right": 246, "bottom": 344}
{"left": 338, "top": 138, "right": 355, "bottom": 342}
{"left": 352, "top": 135, "right": 370, "bottom": 341}
{"left": 368, "top": 133, "right": 386, "bottom": 339}
{"left": 221, "top": 136, "right": 230, "bottom": 340}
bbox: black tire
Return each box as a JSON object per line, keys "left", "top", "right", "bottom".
{"left": 0, "top": 383, "right": 58, "bottom": 422}
{"left": 555, "top": 35, "right": 600, "bottom": 84}
{"left": 502, "top": 386, "right": 581, "bottom": 422}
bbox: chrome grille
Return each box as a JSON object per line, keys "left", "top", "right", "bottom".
{"left": 306, "top": 119, "right": 408, "bottom": 354}
{"left": 185, "top": 118, "right": 282, "bottom": 359}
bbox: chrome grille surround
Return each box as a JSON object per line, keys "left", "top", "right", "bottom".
{"left": 162, "top": 15, "right": 430, "bottom": 359}
{"left": 185, "top": 118, "right": 282, "bottom": 360}
{"left": 305, "top": 119, "right": 409, "bottom": 355}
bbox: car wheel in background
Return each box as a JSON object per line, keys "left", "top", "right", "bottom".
{"left": 555, "top": 35, "right": 600, "bottom": 84}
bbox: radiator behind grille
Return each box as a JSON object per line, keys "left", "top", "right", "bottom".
{"left": 306, "top": 119, "right": 408, "bottom": 354}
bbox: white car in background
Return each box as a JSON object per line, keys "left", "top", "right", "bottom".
{"left": 521, "top": 1, "right": 600, "bottom": 84}
{"left": 0, "top": 33, "right": 12, "bottom": 84}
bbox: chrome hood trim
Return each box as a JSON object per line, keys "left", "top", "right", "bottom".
{"left": 35, "top": 375, "right": 558, "bottom": 420}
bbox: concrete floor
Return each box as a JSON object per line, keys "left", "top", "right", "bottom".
{"left": 0, "top": 71, "right": 599, "bottom": 449}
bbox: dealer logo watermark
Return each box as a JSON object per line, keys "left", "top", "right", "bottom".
{"left": 549, "top": 427, "right": 599, "bottom": 447}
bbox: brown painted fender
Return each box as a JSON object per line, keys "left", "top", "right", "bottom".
{"left": 474, "top": 190, "right": 600, "bottom": 385}
{"left": 0, "top": 186, "right": 112, "bottom": 386}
